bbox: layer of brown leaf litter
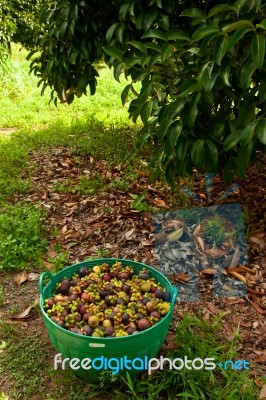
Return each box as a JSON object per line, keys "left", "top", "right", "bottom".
{"left": 1, "top": 147, "right": 265, "bottom": 391}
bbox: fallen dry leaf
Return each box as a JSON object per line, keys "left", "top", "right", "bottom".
{"left": 14, "top": 271, "right": 28, "bottom": 285}
{"left": 8, "top": 294, "right": 39, "bottom": 320}
{"left": 250, "top": 236, "right": 262, "bottom": 246}
{"left": 193, "top": 224, "right": 201, "bottom": 236}
{"left": 246, "top": 297, "right": 266, "bottom": 315}
{"left": 228, "top": 271, "right": 247, "bottom": 284}
{"left": 254, "top": 351, "right": 266, "bottom": 363}
{"left": 223, "top": 322, "right": 234, "bottom": 337}
{"left": 196, "top": 236, "right": 205, "bottom": 251}
{"left": 207, "top": 304, "right": 225, "bottom": 314}
{"left": 154, "top": 198, "right": 166, "bottom": 207}
{"left": 205, "top": 247, "right": 227, "bottom": 258}
{"left": 201, "top": 268, "right": 221, "bottom": 275}
{"left": 250, "top": 231, "right": 266, "bottom": 239}
{"left": 232, "top": 315, "right": 251, "bottom": 328}
{"left": 247, "top": 287, "right": 266, "bottom": 296}
{"left": 154, "top": 232, "right": 167, "bottom": 244}
{"left": 222, "top": 298, "right": 245, "bottom": 305}
{"left": 167, "top": 228, "right": 184, "bottom": 242}
{"left": 162, "top": 341, "right": 181, "bottom": 351}
{"left": 227, "top": 265, "right": 254, "bottom": 274}
{"left": 229, "top": 246, "right": 241, "bottom": 267}
{"left": 28, "top": 273, "right": 40, "bottom": 281}
{"left": 9, "top": 305, "right": 35, "bottom": 320}
{"left": 42, "top": 259, "right": 53, "bottom": 270}
{"left": 124, "top": 228, "right": 137, "bottom": 240}
{"left": 173, "top": 274, "right": 189, "bottom": 283}
{"left": 260, "top": 385, "right": 266, "bottom": 399}
{"left": 203, "top": 312, "right": 210, "bottom": 322}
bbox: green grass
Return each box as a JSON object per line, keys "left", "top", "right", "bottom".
{"left": 0, "top": 44, "right": 135, "bottom": 130}
{"left": 47, "top": 251, "right": 70, "bottom": 273}
{"left": 0, "top": 335, "right": 52, "bottom": 399}
{"left": 53, "top": 174, "right": 106, "bottom": 195}
{"left": 0, "top": 202, "right": 47, "bottom": 270}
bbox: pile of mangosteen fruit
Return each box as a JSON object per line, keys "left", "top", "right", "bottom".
{"left": 43, "top": 261, "right": 171, "bottom": 337}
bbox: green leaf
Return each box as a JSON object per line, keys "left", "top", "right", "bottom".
{"left": 176, "top": 136, "right": 189, "bottom": 160}
{"left": 142, "top": 30, "right": 168, "bottom": 41}
{"left": 167, "top": 120, "right": 183, "bottom": 148}
{"left": 127, "top": 41, "right": 147, "bottom": 54}
{"left": 259, "top": 77, "right": 266, "bottom": 102}
{"left": 141, "top": 101, "right": 153, "bottom": 123}
{"left": 119, "top": 3, "right": 130, "bottom": 19}
{"left": 121, "top": 84, "right": 131, "bottom": 106}
{"left": 178, "top": 79, "right": 198, "bottom": 97}
{"left": 191, "top": 139, "right": 205, "bottom": 166}
{"left": 123, "top": 57, "right": 141, "bottom": 67}
{"left": 240, "top": 59, "right": 256, "bottom": 89}
{"left": 167, "top": 98, "right": 187, "bottom": 118}
{"left": 163, "top": 0, "right": 174, "bottom": 13}
{"left": 60, "top": 21, "right": 68, "bottom": 36}
{"left": 199, "top": 33, "right": 218, "bottom": 56}
{"left": 69, "top": 19, "right": 75, "bottom": 37}
{"left": 160, "top": 14, "right": 169, "bottom": 31}
{"left": 226, "top": 27, "right": 253, "bottom": 50}
{"left": 136, "top": 130, "right": 151, "bottom": 148}
{"left": 240, "top": 121, "right": 257, "bottom": 146}
{"left": 136, "top": 13, "right": 144, "bottom": 30}
{"left": 206, "top": 140, "right": 218, "bottom": 165}
{"left": 256, "top": 19, "right": 266, "bottom": 29}
{"left": 156, "top": 0, "right": 163, "bottom": 9}
{"left": 203, "top": 72, "right": 219, "bottom": 93}
{"left": 186, "top": 47, "right": 200, "bottom": 56}
{"left": 115, "top": 22, "right": 124, "bottom": 44}
{"left": 223, "top": 130, "right": 241, "bottom": 150}
{"left": 138, "top": 11, "right": 157, "bottom": 31}
{"left": 181, "top": 8, "right": 206, "bottom": 18}
{"left": 207, "top": 4, "right": 232, "bottom": 18}
{"left": 257, "top": 119, "right": 266, "bottom": 144}
{"left": 235, "top": 140, "right": 253, "bottom": 178}
{"left": 165, "top": 162, "right": 175, "bottom": 185}
{"left": 150, "top": 54, "right": 162, "bottom": 67}
{"left": 183, "top": 93, "right": 200, "bottom": 128}
{"left": 137, "top": 83, "right": 152, "bottom": 104}
{"left": 235, "top": 99, "right": 255, "bottom": 128}
{"left": 198, "top": 62, "right": 214, "bottom": 90}
{"left": 26, "top": 50, "right": 37, "bottom": 61}
{"left": 103, "top": 46, "right": 123, "bottom": 61}
{"left": 212, "top": 122, "right": 225, "bottom": 140}
{"left": 235, "top": 0, "right": 249, "bottom": 15}
{"left": 167, "top": 29, "right": 190, "bottom": 41}
{"left": 145, "top": 42, "right": 162, "bottom": 52}
{"left": 251, "top": 34, "right": 265, "bottom": 70}
{"left": 214, "top": 35, "right": 228, "bottom": 66}
{"left": 221, "top": 64, "right": 231, "bottom": 86}
{"left": 140, "top": 54, "right": 151, "bottom": 68}
{"left": 161, "top": 43, "right": 174, "bottom": 62}
{"left": 113, "top": 61, "right": 123, "bottom": 82}
{"left": 150, "top": 146, "right": 164, "bottom": 167}
{"left": 222, "top": 20, "right": 254, "bottom": 33}
{"left": 192, "top": 27, "right": 219, "bottom": 42}
{"left": 156, "top": 119, "right": 170, "bottom": 141}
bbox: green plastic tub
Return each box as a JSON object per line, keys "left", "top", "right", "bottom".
{"left": 39, "top": 258, "right": 178, "bottom": 383}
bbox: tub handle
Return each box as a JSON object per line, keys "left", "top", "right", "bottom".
{"left": 39, "top": 271, "right": 54, "bottom": 303}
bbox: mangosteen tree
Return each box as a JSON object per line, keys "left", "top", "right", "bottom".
{"left": 29, "top": 0, "right": 266, "bottom": 181}
{"left": 0, "top": 0, "right": 45, "bottom": 52}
